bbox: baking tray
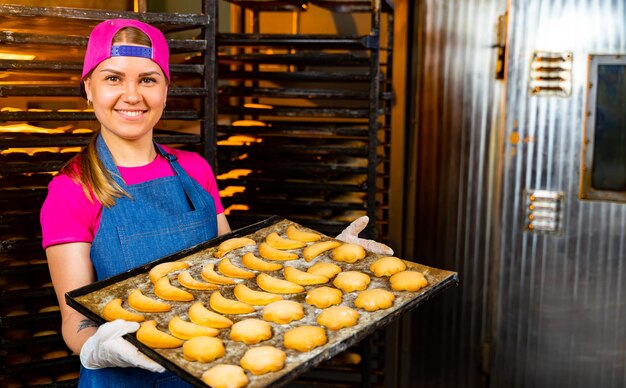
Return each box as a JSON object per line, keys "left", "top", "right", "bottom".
{"left": 66, "top": 216, "right": 458, "bottom": 387}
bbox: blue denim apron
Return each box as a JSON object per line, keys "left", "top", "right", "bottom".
{"left": 79, "top": 135, "right": 217, "bottom": 387}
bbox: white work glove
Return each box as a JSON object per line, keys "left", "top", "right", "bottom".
{"left": 336, "top": 216, "right": 394, "bottom": 255}
{"left": 80, "top": 319, "right": 165, "bottom": 373}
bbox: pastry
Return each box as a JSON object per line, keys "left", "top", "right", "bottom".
{"left": 389, "top": 271, "right": 428, "bottom": 291}
{"left": 265, "top": 232, "right": 306, "bottom": 250}
{"left": 331, "top": 243, "right": 366, "bottom": 264}
{"left": 332, "top": 271, "right": 371, "bottom": 292}
{"left": 217, "top": 258, "right": 255, "bottom": 279}
{"left": 168, "top": 316, "right": 219, "bottom": 339}
{"left": 230, "top": 318, "right": 273, "bottom": 344}
{"left": 283, "top": 266, "right": 329, "bottom": 285}
{"left": 262, "top": 300, "right": 304, "bottom": 324}
{"left": 102, "top": 298, "right": 144, "bottom": 322}
{"left": 285, "top": 225, "right": 321, "bottom": 242}
{"left": 153, "top": 276, "right": 194, "bottom": 301}
{"left": 240, "top": 346, "right": 286, "bottom": 375}
{"left": 188, "top": 301, "right": 233, "bottom": 329}
{"left": 283, "top": 326, "right": 327, "bottom": 352}
{"left": 258, "top": 242, "right": 298, "bottom": 261}
{"left": 256, "top": 273, "right": 304, "bottom": 294}
{"left": 305, "top": 286, "right": 343, "bottom": 308}
{"left": 177, "top": 271, "right": 219, "bottom": 290}
{"left": 127, "top": 289, "right": 171, "bottom": 313}
{"left": 354, "top": 288, "right": 395, "bottom": 311}
{"left": 202, "top": 364, "right": 248, "bottom": 388}
{"left": 210, "top": 290, "right": 255, "bottom": 315}
{"left": 233, "top": 283, "right": 283, "bottom": 305}
{"left": 302, "top": 240, "right": 342, "bottom": 262}
{"left": 215, "top": 237, "right": 256, "bottom": 258}
{"left": 307, "top": 262, "right": 342, "bottom": 279}
{"left": 148, "top": 261, "right": 189, "bottom": 283}
{"left": 241, "top": 252, "right": 283, "bottom": 272}
{"left": 183, "top": 336, "right": 224, "bottom": 362}
{"left": 136, "top": 320, "right": 183, "bottom": 349}
{"left": 317, "top": 306, "right": 360, "bottom": 330}
{"left": 370, "top": 256, "right": 407, "bottom": 277}
{"left": 201, "top": 263, "right": 236, "bottom": 285}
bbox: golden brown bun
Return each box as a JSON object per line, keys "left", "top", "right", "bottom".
{"left": 302, "top": 240, "right": 342, "bottom": 262}
{"left": 202, "top": 364, "right": 248, "bottom": 388}
{"left": 354, "top": 288, "right": 395, "bottom": 311}
{"left": 230, "top": 318, "right": 273, "bottom": 344}
{"left": 283, "top": 266, "right": 329, "bottom": 285}
{"left": 188, "top": 301, "right": 233, "bottom": 329}
{"left": 317, "top": 306, "right": 360, "bottom": 330}
{"left": 218, "top": 258, "right": 255, "bottom": 279}
{"left": 256, "top": 273, "right": 304, "bottom": 294}
{"left": 102, "top": 298, "right": 144, "bottom": 322}
{"left": 183, "top": 336, "right": 224, "bottom": 362}
{"left": 153, "top": 277, "right": 194, "bottom": 302}
{"left": 262, "top": 300, "right": 304, "bottom": 324}
{"left": 307, "top": 262, "right": 342, "bottom": 279}
{"left": 127, "top": 289, "right": 171, "bottom": 313}
{"left": 209, "top": 290, "right": 255, "bottom": 315}
{"left": 177, "top": 271, "right": 220, "bottom": 290}
{"left": 285, "top": 225, "right": 321, "bottom": 242}
{"left": 389, "top": 270, "right": 428, "bottom": 291}
{"left": 240, "top": 346, "right": 286, "bottom": 375}
{"left": 284, "top": 326, "right": 327, "bottom": 352}
{"left": 370, "top": 256, "right": 407, "bottom": 277}
{"left": 332, "top": 271, "right": 371, "bottom": 292}
{"left": 305, "top": 286, "right": 343, "bottom": 308}
{"left": 331, "top": 243, "right": 366, "bottom": 264}
{"left": 241, "top": 252, "right": 283, "bottom": 272}
{"left": 168, "top": 315, "right": 219, "bottom": 339}
{"left": 233, "top": 283, "right": 283, "bottom": 305}
{"left": 136, "top": 320, "right": 183, "bottom": 349}
{"left": 215, "top": 237, "right": 256, "bottom": 258}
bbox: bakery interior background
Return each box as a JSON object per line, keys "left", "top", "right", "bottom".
{"left": 1, "top": 0, "right": 626, "bottom": 387}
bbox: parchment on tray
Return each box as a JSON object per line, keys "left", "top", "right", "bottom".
{"left": 66, "top": 216, "right": 458, "bottom": 387}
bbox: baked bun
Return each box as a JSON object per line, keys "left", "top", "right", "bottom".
{"left": 240, "top": 346, "right": 286, "bottom": 375}
{"left": 230, "top": 318, "right": 273, "bottom": 344}
{"left": 354, "top": 288, "right": 395, "bottom": 311}
{"left": 284, "top": 326, "right": 327, "bottom": 352}
{"left": 183, "top": 336, "right": 224, "bottom": 362}
{"left": 317, "top": 306, "right": 360, "bottom": 330}
{"left": 370, "top": 256, "right": 406, "bottom": 277}
{"left": 389, "top": 270, "right": 428, "bottom": 291}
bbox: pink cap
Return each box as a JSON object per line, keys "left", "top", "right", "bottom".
{"left": 81, "top": 19, "right": 170, "bottom": 81}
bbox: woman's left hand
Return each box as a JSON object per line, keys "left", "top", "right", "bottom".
{"left": 336, "top": 216, "right": 394, "bottom": 255}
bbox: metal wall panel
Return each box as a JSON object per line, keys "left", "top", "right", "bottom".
{"left": 400, "top": 0, "right": 505, "bottom": 387}
{"left": 493, "top": 1, "right": 626, "bottom": 387}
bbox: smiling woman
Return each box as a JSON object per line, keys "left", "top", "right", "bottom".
{"left": 39, "top": 19, "right": 231, "bottom": 388}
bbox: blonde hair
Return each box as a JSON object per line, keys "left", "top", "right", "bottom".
{"left": 65, "top": 26, "right": 153, "bottom": 207}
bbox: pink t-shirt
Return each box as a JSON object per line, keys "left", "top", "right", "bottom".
{"left": 40, "top": 145, "right": 224, "bottom": 249}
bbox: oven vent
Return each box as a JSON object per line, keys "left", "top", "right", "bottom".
{"left": 529, "top": 51, "right": 573, "bottom": 97}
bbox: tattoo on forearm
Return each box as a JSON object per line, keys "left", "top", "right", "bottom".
{"left": 78, "top": 319, "right": 97, "bottom": 333}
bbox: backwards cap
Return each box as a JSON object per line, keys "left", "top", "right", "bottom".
{"left": 82, "top": 19, "right": 170, "bottom": 81}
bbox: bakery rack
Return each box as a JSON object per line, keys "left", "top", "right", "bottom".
{"left": 215, "top": 0, "right": 393, "bottom": 244}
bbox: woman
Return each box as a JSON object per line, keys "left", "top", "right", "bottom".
{"left": 41, "top": 18, "right": 391, "bottom": 387}
{"left": 40, "top": 19, "right": 229, "bottom": 387}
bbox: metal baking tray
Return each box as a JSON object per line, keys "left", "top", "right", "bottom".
{"left": 66, "top": 216, "right": 458, "bottom": 387}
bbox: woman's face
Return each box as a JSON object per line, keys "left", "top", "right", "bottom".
{"left": 83, "top": 53, "right": 168, "bottom": 143}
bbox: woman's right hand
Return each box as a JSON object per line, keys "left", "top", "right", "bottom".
{"left": 80, "top": 319, "right": 165, "bottom": 372}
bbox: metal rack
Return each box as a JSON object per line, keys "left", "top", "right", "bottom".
{"left": 215, "top": 1, "right": 393, "bottom": 386}
{"left": 0, "top": 3, "right": 216, "bottom": 386}
{"left": 216, "top": 0, "right": 393, "bottom": 242}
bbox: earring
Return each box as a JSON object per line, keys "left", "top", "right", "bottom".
{"left": 163, "top": 102, "right": 167, "bottom": 109}
{"left": 87, "top": 99, "right": 92, "bottom": 106}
